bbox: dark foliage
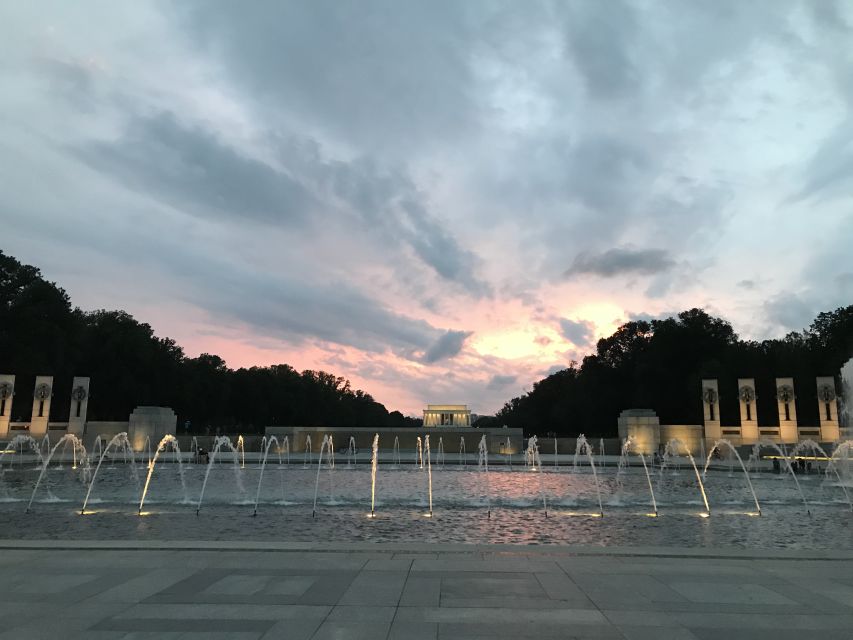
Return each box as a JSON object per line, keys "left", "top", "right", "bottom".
{"left": 0, "top": 251, "right": 420, "bottom": 432}
{"left": 495, "top": 308, "right": 853, "bottom": 436}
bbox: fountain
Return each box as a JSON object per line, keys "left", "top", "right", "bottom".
{"left": 437, "top": 437, "right": 445, "bottom": 467}
{"left": 575, "top": 434, "right": 604, "bottom": 516}
{"left": 662, "top": 438, "right": 710, "bottom": 515}
{"left": 280, "top": 435, "right": 290, "bottom": 466}
{"left": 196, "top": 436, "right": 244, "bottom": 515}
{"left": 312, "top": 435, "right": 334, "bottom": 517}
{"left": 138, "top": 435, "right": 187, "bottom": 514}
{"left": 424, "top": 434, "right": 433, "bottom": 516}
{"left": 790, "top": 439, "right": 852, "bottom": 510}
{"left": 827, "top": 440, "right": 852, "bottom": 484}
{"left": 619, "top": 436, "right": 657, "bottom": 515}
{"left": 26, "top": 434, "right": 87, "bottom": 512}
{"left": 370, "top": 434, "right": 379, "bottom": 517}
{"left": 459, "top": 436, "right": 466, "bottom": 467}
{"left": 89, "top": 437, "right": 102, "bottom": 466}
{"left": 477, "top": 435, "right": 491, "bottom": 518}
{"left": 554, "top": 437, "right": 558, "bottom": 469}
{"left": 236, "top": 435, "right": 245, "bottom": 469}
{"left": 252, "top": 435, "right": 281, "bottom": 516}
{"left": 527, "top": 436, "right": 548, "bottom": 516}
{"left": 39, "top": 434, "right": 50, "bottom": 462}
{"left": 702, "top": 439, "right": 761, "bottom": 515}
{"left": 0, "top": 435, "right": 44, "bottom": 478}
{"left": 303, "top": 434, "right": 312, "bottom": 467}
{"left": 346, "top": 436, "right": 356, "bottom": 467}
{"left": 752, "top": 440, "right": 810, "bottom": 514}
{"left": 143, "top": 435, "right": 152, "bottom": 467}
{"left": 416, "top": 437, "right": 423, "bottom": 469}
{"left": 80, "top": 433, "right": 137, "bottom": 514}
{"left": 392, "top": 436, "right": 400, "bottom": 466}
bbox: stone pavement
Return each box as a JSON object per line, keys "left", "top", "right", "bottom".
{"left": 0, "top": 541, "right": 851, "bottom": 639}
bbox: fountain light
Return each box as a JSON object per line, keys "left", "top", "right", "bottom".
{"left": 644, "top": 513, "right": 658, "bottom": 517}
{"left": 698, "top": 512, "right": 710, "bottom": 518}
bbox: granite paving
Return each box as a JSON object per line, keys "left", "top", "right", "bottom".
{"left": 0, "top": 541, "right": 850, "bottom": 639}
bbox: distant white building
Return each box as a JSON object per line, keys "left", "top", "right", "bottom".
{"left": 423, "top": 404, "right": 471, "bottom": 427}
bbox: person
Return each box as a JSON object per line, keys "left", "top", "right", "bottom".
{"left": 772, "top": 458, "right": 781, "bottom": 474}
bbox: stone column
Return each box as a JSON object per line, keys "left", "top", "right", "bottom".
{"left": 775, "top": 377, "right": 797, "bottom": 443}
{"left": 816, "top": 376, "right": 840, "bottom": 442}
{"left": 617, "top": 409, "right": 660, "bottom": 455}
{"left": 701, "top": 379, "right": 721, "bottom": 443}
{"left": 737, "top": 378, "right": 758, "bottom": 444}
{"left": 0, "top": 375, "right": 14, "bottom": 438}
{"left": 128, "top": 406, "right": 177, "bottom": 452}
{"left": 29, "top": 375, "right": 53, "bottom": 437}
{"left": 68, "top": 377, "right": 91, "bottom": 436}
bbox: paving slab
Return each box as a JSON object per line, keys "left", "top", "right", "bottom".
{"left": 0, "top": 541, "right": 850, "bottom": 640}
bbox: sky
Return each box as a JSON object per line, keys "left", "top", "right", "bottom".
{"left": 1, "top": 1, "right": 852, "bottom": 416}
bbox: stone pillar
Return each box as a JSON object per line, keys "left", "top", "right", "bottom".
{"left": 701, "top": 379, "right": 721, "bottom": 443}
{"left": 0, "top": 375, "right": 14, "bottom": 438}
{"left": 737, "top": 378, "right": 758, "bottom": 443}
{"left": 29, "top": 375, "right": 54, "bottom": 437}
{"left": 816, "top": 376, "right": 840, "bottom": 442}
{"left": 67, "top": 377, "right": 91, "bottom": 436}
{"left": 617, "top": 409, "right": 660, "bottom": 455}
{"left": 128, "top": 406, "right": 177, "bottom": 452}
{"left": 775, "top": 377, "right": 797, "bottom": 443}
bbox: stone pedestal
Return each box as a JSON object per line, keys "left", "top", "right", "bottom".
{"left": 816, "top": 376, "right": 840, "bottom": 442}
{"left": 737, "top": 378, "right": 758, "bottom": 443}
{"left": 128, "top": 406, "right": 177, "bottom": 452}
{"left": 701, "top": 379, "right": 721, "bottom": 442}
{"left": 29, "top": 375, "right": 53, "bottom": 438}
{"left": 0, "top": 374, "right": 14, "bottom": 438}
{"left": 617, "top": 409, "right": 660, "bottom": 455}
{"left": 776, "top": 377, "right": 797, "bottom": 443}
{"left": 67, "top": 377, "right": 91, "bottom": 436}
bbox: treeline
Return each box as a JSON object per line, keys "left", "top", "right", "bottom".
{"left": 0, "top": 251, "right": 419, "bottom": 432}
{"left": 482, "top": 307, "right": 853, "bottom": 437}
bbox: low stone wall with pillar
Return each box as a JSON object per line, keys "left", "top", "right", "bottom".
{"left": 776, "top": 377, "right": 797, "bottom": 443}
{"left": 67, "top": 377, "right": 91, "bottom": 436}
{"left": 701, "top": 379, "right": 721, "bottom": 444}
{"left": 816, "top": 376, "right": 840, "bottom": 442}
{"left": 29, "top": 375, "right": 54, "bottom": 438}
{"left": 737, "top": 378, "right": 758, "bottom": 443}
{"left": 0, "top": 375, "right": 14, "bottom": 438}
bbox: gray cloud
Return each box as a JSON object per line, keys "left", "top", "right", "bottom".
{"left": 487, "top": 374, "right": 517, "bottom": 390}
{"left": 287, "top": 144, "right": 490, "bottom": 296}
{"left": 565, "top": 248, "right": 675, "bottom": 278}
{"left": 75, "top": 112, "right": 316, "bottom": 226}
{"left": 763, "top": 292, "right": 816, "bottom": 334}
{"left": 422, "top": 330, "right": 473, "bottom": 363}
{"left": 793, "top": 120, "right": 853, "bottom": 202}
{"left": 175, "top": 0, "right": 479, "bottom": 154}
{"left": 563, "top": 0, "right": 639, "bottom": 100}
{"left": 737, "top": 279, "right": 756, "bottom": 290}
{"left": 558, "top": 318, "right": 595, "bottom": 346}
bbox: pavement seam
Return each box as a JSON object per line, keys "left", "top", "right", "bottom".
{"left": 385, "top": 556, "right": 414, "bottom": 640}
{"left": 1, "top": 541, "right": 852, "bottom": 562}
{"left": 556, "top": 554, "right": 629, "bottom": 640}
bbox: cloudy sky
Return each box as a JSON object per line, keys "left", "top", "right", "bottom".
{"left": 2, "top": 1, "right": 852, "bottom": 415}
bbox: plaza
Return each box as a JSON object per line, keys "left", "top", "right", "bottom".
{"left": 1, "top": 540, "right": 852, "bottom": 639}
